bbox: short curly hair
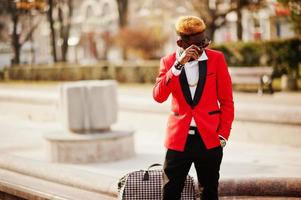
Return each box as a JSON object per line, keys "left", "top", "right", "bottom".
{"left": 175, "top": 16, "right": 206, "bottom": 37}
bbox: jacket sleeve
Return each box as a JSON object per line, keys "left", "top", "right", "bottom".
{"left": 153, "top": 57, "right": 175, "bottom": 103}
{"left": 216, "top": 53, "right": 234, "bottom": 140}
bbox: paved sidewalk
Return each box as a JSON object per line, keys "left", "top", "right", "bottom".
{"left": 0, "top": 82, "right": 301, "bottom": 198}
{"left": 0, "top": 82, "right": 301, "bottom": 125}
{"left": 0, "top": 107, "right": 301, "bottom": 198}
{"left": 0, "top": 108, "right": 300, "bottom": 179}
{"left": 0, "top": 82, "right": 301, "bottom": 147}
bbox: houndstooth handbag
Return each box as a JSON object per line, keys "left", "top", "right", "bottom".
{"left": 117, "top": 163, "right": 197, "bottom": 200}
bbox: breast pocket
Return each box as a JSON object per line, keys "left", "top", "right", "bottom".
{"left": 207, "top": 72, "right": 216, "bottom": 77}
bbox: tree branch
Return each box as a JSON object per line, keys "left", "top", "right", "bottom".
{"left": 20, "top": 19, "right": 41, "bottom": 45}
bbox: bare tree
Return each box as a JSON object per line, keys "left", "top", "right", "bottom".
{"left": 236, "top": 0, "right": 267, "bottom": 40}
{"left": 186, "top": 0, "right": 236, "bottom": 40}
{"left": 0, "top": 0, "right": 42, "bottom": 65}
{"left": 47, "top": 0, "right": 57, "bottom": 62}
{"left": 58, "top": 0, "right": 73, "bottom": 61}
{"left": 46, "top": 0, "right": 73, "bottom": 62}
{"left": 187, "top": 0, "right": 266, "bottom": 41}
{"left": 116, "top": 0, "right": 128, "bottom": 28}
{"left": 115, "top": 0, "right": 129, "bottom": 59}
{"left": 0, "top": 20, "right": 8, "bottom": 42}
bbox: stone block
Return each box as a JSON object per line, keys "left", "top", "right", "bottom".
{"left": 59, "top": 80, "right": 118, "bottom": 133}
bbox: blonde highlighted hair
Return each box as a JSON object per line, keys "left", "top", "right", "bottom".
{"left": 175, "top": 16, "right": 206, "bottom": 36}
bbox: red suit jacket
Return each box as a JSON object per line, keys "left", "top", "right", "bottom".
{"left": 153, "top": 49, "right": 234, "bottom": 151}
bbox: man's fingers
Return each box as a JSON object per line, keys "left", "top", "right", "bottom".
{"left": 187, "top": 49, "right": 199, "bottom": 59}
{"left": 181, "top": 46, "right": 202, "bottom": 63}
{"left": 186, "top": 51, "right": 198, "bottom": 60}
{"left": 189, "top": 45, "right": 201, "bottom": 52}
{"left": 186, "top": 49, "right": 199, "bottom": 56}
{"left": 191, "top": 53, "right": 198, "bottom": 60}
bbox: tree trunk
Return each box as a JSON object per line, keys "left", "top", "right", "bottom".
{"left": 236, "top": 3, "right": 243, "bottom": 41}
{"left": 61, "top": 0, "right": 73, "bottom": 62}
{"left": 47, "top": 0, "right": 57, "bottom": 62}
{"left": 116, "top": 0, "right": 128, "bottom": 60}
{"left": 116, "top": 0, "right": 128, "bottom": 28}
{"left": 11, "top": 13, "right": 20, "bottom": 65}
{"left": 206, "top": 23, "right": 216, "bottom": 41}
{"left": 198, "top": 6, "right": 217, "bottom": 41}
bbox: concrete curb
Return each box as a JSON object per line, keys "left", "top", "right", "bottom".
{"left": 219, "top": 178, "right": 301, "bottom": 197}
{"left": 0, "top": 168, "right": 115, "bottom": 200}
{"left": 0, "top": 155, "right": 117, "bottom": 197}
{"left": 0, "top": 155, "right": 301, "bottom": 198}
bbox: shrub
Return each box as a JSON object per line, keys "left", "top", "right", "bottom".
{"left": 115, "top": 26, "right": 168, "bottom": 60}
{"left": 212, "top": 38, "right": 301, "bottom": 77}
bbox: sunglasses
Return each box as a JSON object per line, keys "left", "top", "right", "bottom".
{"left": 182, "top": 36, "right": 211, "bottom": 49}
{"left": 196, "top": 37, "right": 211, "bottom": 48}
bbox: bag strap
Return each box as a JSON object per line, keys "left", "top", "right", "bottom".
{"left": 143, "top": 163, "right": 162, "bottom": 181}
{"left": 147, "top": 163, "right": 162, "bottom": 170}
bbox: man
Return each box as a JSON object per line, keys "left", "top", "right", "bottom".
{"left": 153, "top": 16, "right": 234, "bottom": 200}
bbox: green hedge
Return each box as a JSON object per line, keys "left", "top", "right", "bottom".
{"left": 3, "top": 38, "right": 301, "bottom": 81}
{"left": 212, "top": 38, "right": 301, "bottom": 77}
{"left": 3, "top": 61, "right": 160, "bottom": 83}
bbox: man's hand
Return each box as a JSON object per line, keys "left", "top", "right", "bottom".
{"left": 178, "top": 45, "right": 202, "bottom": 65}
{"left": 220, "top": 138, "right": 226, "bottom": 148}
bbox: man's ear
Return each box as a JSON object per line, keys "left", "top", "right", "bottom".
{"left": 176, "top": 39, "right": 184, "bottom": 48}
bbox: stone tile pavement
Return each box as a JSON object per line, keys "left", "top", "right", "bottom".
{"left": 0, "top": 82, "right": 301, "bottom": 199}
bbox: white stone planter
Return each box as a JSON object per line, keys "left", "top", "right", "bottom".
{"left": 44, "top": 130, "right": 135, "bottom": 163}
{"left": 59, "top": 80, "right": 118, "bottom": 133}
{"left": 44, "top": 80, "right": 135, "bottom": 163}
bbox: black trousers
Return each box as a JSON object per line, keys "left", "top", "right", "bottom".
{"left": 162, "top": 127, "right": 223, "bottom": 200}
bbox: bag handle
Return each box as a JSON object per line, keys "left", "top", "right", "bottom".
{"left": 143, "top": 163, "right": 162, "bottom": 181}
{"left": 147, "top": 163, "right": 162, "bottom": 170}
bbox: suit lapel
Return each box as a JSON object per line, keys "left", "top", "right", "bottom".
{"left": 192, "top": 60, "right": 207, "bottom": 108}
{"left": 179, "top": 68, "right": 193, "bottom": 106}
{"left": 179, "top": 60, "right": 207, "bottom": 109}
